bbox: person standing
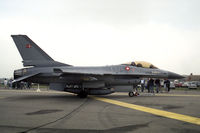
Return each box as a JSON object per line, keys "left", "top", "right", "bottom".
{"left": 155, "top": 79, "right": 161, "bottom": 93}
{"left": 166, "top": 79, "right": 170, "bottom": 92}
{"left": 164, "top": 79, "right": 170, "bottom": 92}
{"left": 141, "top": 79, "right": 145, "bottom": 92}
{"left": 8, "top": 79, "right": 13, "bottom": 89}
{"left": 149, "top": 78, "right": 154, "bottom": 93}
{"left": 4, "top": 79, "right": 8, "bottom": 89}
{"left": 147, "top": 79, "right": 150, "bottom": 93}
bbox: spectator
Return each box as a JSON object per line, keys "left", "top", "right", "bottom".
{"left": 149, "top": 78, "right": 154, "bottom": 93}
{"left": 4, "top": 79, "right": 8, "bottom": 89}
{"left": 27, "top": 82, "right": 31, "bottom": 89}
{"left": 147, "top": 79, "right": 150, "bottom": 93}
{"left": 164, "top": 79, "right": 170, "bottom": 92}
{"left": 155, "top": 79, "right": 161, "bottom": 93}
{"left": 141, "top": 79, "right": 145, "bottom": 92}
{"left": 8, "top": 79, "right": 13, "bottom": 89}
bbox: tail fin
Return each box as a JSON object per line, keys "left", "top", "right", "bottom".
{"left": 11, "top": 35, "right": 69, "bottom": 67}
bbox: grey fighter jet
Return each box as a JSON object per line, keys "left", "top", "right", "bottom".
{"left": 11, "top": 35, "right": 184, "bottom": 97}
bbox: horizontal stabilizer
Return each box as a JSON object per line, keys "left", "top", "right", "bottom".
{"left": 12, "top": 73, "right": 40, "bottom": 83}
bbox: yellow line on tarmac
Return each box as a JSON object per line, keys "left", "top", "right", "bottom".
{"left": 156, "top": 94, "right": 200, "bottom": 97}
{"left": 91, "top": 96, "right": 200, "bottom": 126}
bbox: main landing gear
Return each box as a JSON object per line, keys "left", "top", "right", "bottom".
{"left": 78, "top": 90, "right": 88, "bottom": 98}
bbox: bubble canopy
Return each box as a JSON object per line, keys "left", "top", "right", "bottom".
{"left": 121, "top": 61, "right": 158, "bottom": 69}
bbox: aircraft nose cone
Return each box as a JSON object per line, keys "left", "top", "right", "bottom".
{"left": 168, "top": 72, "right": 185, "bottom": 79}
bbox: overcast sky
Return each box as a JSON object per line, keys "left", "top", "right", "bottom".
{"left": 0, "top": 0, "right": 200, "bottom": 78}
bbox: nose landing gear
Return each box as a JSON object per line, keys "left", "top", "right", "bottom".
{"left": 128, "top": 84, "right": 140, "bottom": 97}
{"left": 78, "top": 90, "right": 88, "bottom": 98}
{"left": 128, "top": 91, "right": 139, "bottom": 97}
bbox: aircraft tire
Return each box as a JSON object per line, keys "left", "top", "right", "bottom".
{"left": 79, "top": 91, "right": 88, "bottom": 98}
{"left": 129, "top": 92, "right": 134, "bottom": 97}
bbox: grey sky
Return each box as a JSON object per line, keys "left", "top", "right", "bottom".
{"left": 0, "top": 0, "right": 200, "bottom": 78}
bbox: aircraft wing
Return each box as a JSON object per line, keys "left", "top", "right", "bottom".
{"left": 53, "top": 68, "right": 112, "bottom": 75}
{"left": 54, "top": 68, "right": 168, "bottom": 79}
{"left": 12, "top": 73, "right": 40, "bottom": 83}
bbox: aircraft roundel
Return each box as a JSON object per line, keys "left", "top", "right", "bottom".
{"left": 125, "top": 66, "right": 130, "bottom": 71}
{"left": 26, "top": 44, "right": 32, "bottom": 48}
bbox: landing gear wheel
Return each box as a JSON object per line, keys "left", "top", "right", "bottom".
{"left": 78, "top": 91, "right": 88, "bottom": 98}
{"left": 129, "top": 92, "right": 134, "bottom": 97}
{"left": 135, "top": 92, "right": 139, "bottom": 96}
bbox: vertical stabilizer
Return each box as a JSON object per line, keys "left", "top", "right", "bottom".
{"left": 11, "top": 35, "right": 69, "bottom": 67}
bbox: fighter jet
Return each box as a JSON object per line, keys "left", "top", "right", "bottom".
{"left": 11, "top": 35, "right": 184, "bottom": 97}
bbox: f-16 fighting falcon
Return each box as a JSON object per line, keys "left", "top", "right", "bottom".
{"left": 11, "top": 35, "right": 184, "bottom": 98}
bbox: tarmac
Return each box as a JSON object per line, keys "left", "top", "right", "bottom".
{"left": 0, "top": 88, "right": 200, "bottom": 133}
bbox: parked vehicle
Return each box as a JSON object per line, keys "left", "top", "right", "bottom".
{"left": 191, "top": 81, "right": 200, "bottom": 87}
{"left": 170, "top": 82, "right": 175, "bottom": 89}
{"left": 174, "top": 82, "right": 182, "bottom": 87}
{"left": 174, "top": 80, "right": 182, "bottom": 87}
{"left": 182, "top": 82, "right": 189, "bottom": 88}
{"left": 188, "top": 82, "right": 197, "bottom": 89}
{"left": 197, "top": 82, "right": 200, "bottom": 87}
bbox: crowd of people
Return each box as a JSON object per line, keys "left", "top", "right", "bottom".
{"left": 2, "top": 78, "right": 31, "bottom": 89}
{"left": 140, "top": 78, "right": 171, "bottom": 93}
{"left": 2, "top": 78, "right": 171, "bottom": 93}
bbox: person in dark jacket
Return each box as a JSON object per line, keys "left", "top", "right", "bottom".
{"left": 149, "top": 78, "right": 154, "bottom": 93}
{"left": 155, "top": 79, "right": 161, "bottom": 93}
{"left": 164, "top": 79, "right": 170, "bottom": 92}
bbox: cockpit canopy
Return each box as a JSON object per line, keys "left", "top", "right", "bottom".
{"left": 121, "top": 61, "right": 158, "bottom": 69}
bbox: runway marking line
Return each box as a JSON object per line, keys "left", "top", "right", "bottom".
{"left": 91, "top": 96, "right": 200, "bottom": 126}
{"left": 156, "top": 94, "right": 200, "bottom": 97}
